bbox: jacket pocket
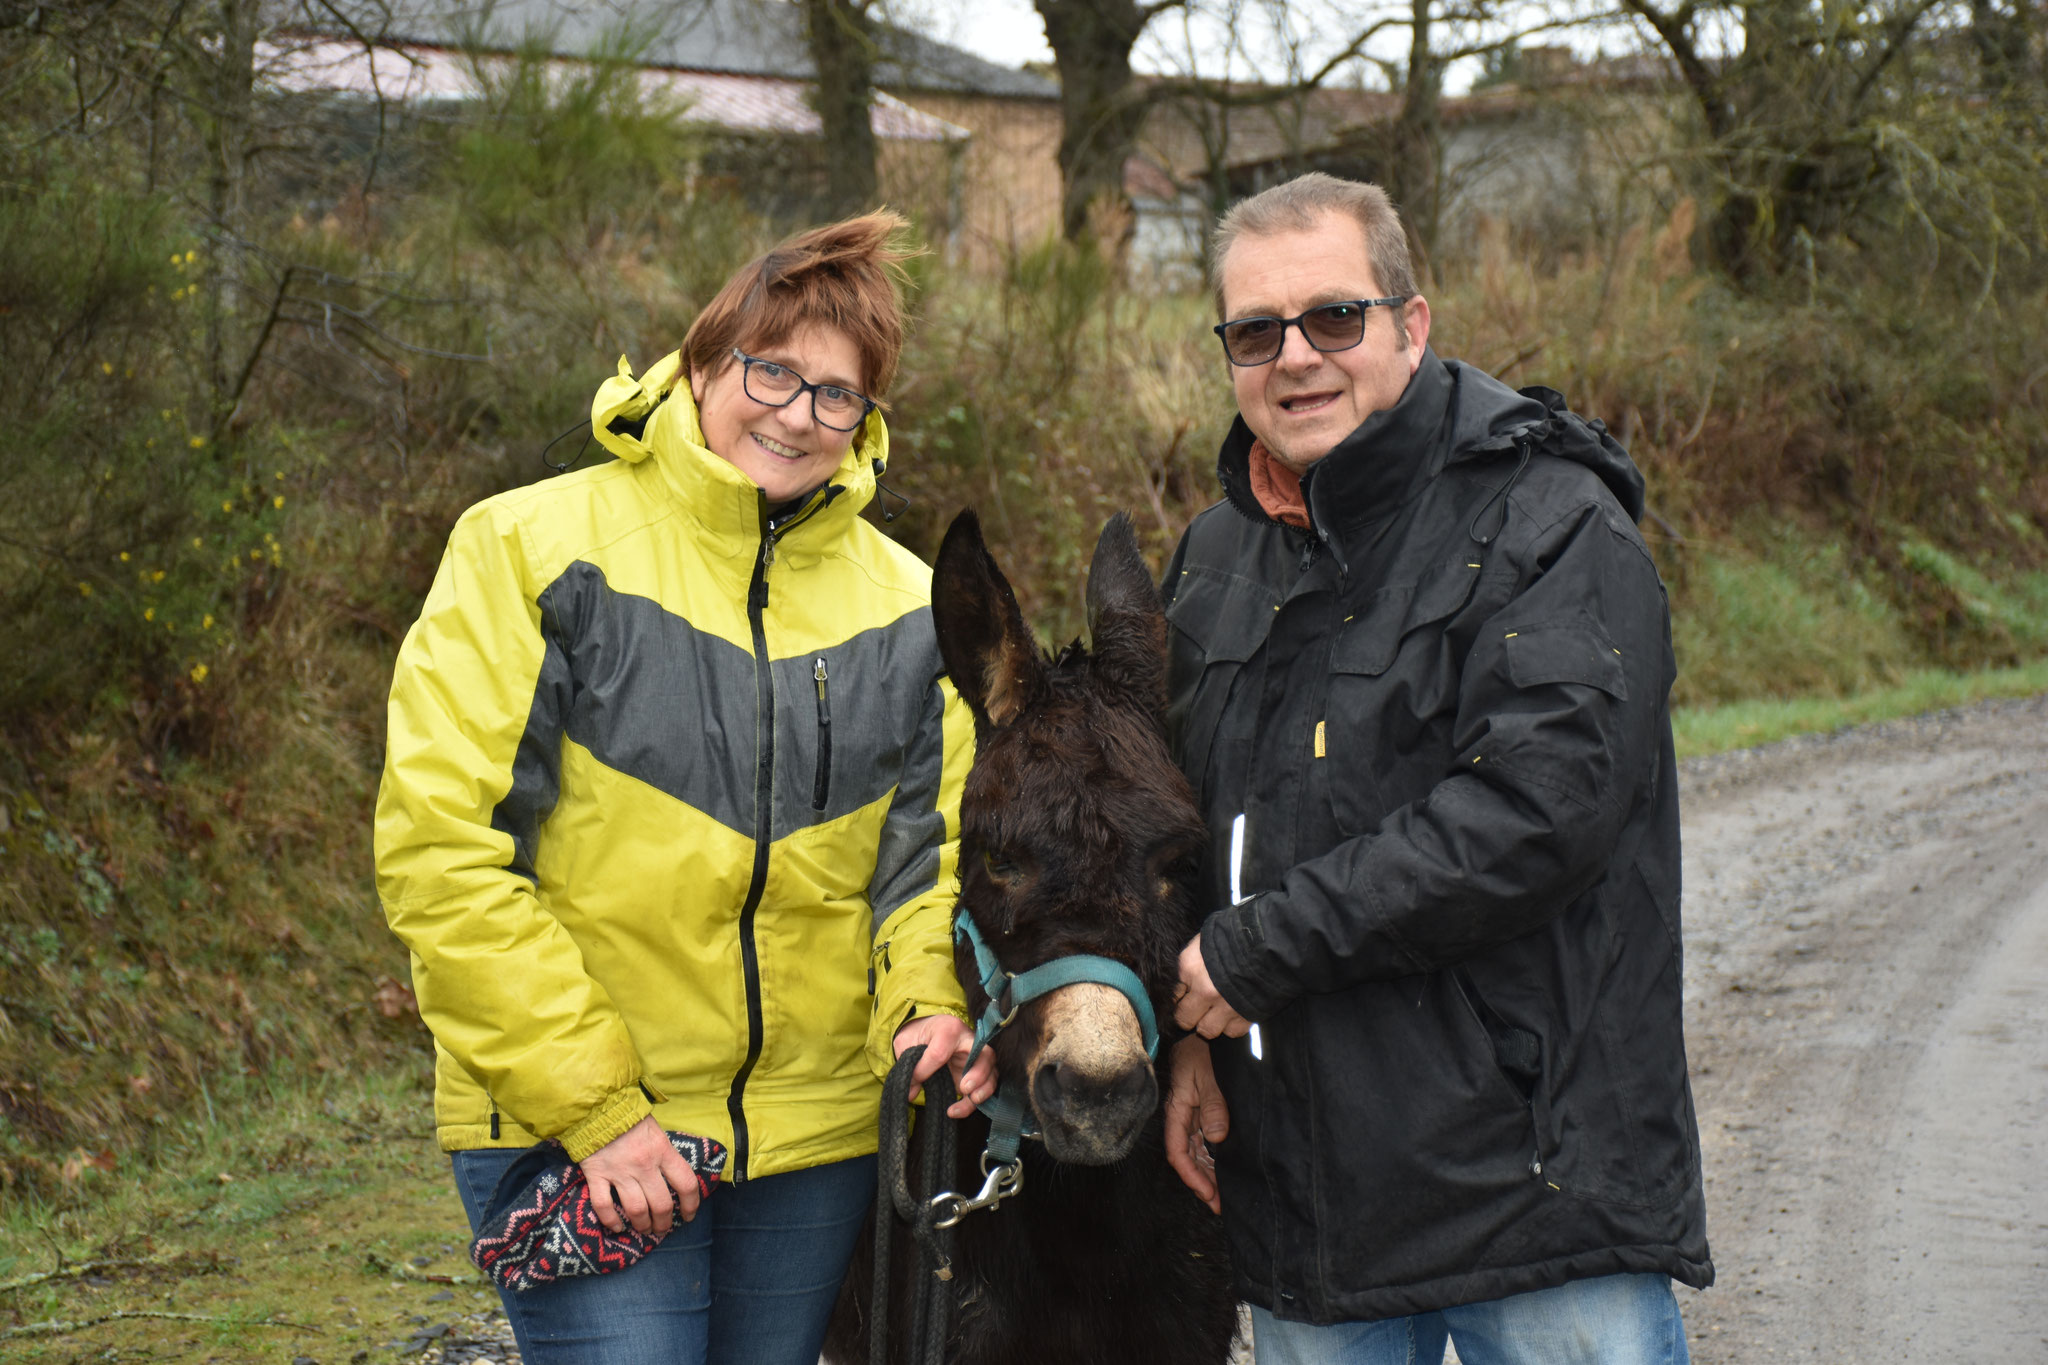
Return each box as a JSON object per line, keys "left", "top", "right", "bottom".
{"left": 1328, "top": 559, "right": 1484, "bottom": 678}
{"left": 1322, "top": 561, "right": 1483, "bottom": 833}
{"left": 1451, "top": 966, "right": 1549, "bottom": 1182}
{"left": 811, "top": 655, "right": 832, "bottom": 812}
{"left": 1165, "top": 567, "right": 1279, "bottom": 665}
{"left": 1165, "top": 568, "right": 1281, "bottom": 806}
{"left": 1502, "top": 620, "right": 1628, "bottom": 700}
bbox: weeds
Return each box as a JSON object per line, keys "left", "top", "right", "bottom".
{"left": 2, "top": 14, "right": 2046, "bottom": 1210}
{"left": 1673, "top": 658, "right": 2048, "bottom": 758}
{"left": 0, "top": 1069, "right": 475, "bottom": 1363}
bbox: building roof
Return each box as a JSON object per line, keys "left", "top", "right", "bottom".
{"left": 260, "top": 36, "right": 970, "bottom": 140}
{"left": 347, "top": 0, "right": 1058, "bottom": 98}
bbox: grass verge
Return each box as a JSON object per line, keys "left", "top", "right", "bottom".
{"left": 0, "top": 1067, "right": 487, "bottom": 1363}
{"left": 1672, "top": 658, "right": 2048, "bottom": 759}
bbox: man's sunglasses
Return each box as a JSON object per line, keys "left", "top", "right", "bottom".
{"left": 1213, "top": 298, "right": 1408, "bottom": 367}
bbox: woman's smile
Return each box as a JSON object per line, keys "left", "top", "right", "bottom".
{"left": 749, "top": 430, "right": 811, "bottom": 462}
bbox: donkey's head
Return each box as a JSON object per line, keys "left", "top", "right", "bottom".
{"left": 933, "top": 510, "right": 1205, "bottom": 1166}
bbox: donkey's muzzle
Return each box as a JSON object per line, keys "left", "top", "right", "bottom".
{"left": 1031, "top": 1057, "right": 1158, "bottom": 1163}
{"left": 1026, "top": 982, "right": 1159, "bottom": 1164}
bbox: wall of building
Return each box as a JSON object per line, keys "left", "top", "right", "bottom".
{"left": 1434, "top": 89, "right": 1677, "bottom": 263}
{"left": 887, "top": 91, "right": 1064, "bottom": 271}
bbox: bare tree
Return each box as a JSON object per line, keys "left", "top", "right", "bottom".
{"left": 1048, "top": 0, "right": 1398, "bottom": 250}
{"left": 1967, "top": 0, "right": 2043, "bottom": 98}
{"left": 1032, "top": 0, "right": 1182, "bottom": 246}
{"left": 1138, "top": 0, "right": 1580, "bottom": 270}
{"left": 803, "top": 0, "right": 879, "bottom": 217}
{"left": 1615, "top": 0, "right": 1956, "bottom": 275}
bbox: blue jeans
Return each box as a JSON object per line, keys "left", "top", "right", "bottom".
{"left": 1251, "top": 1273, "right": 1691, "bottom": 1365}
{"left": 451, "top": 1148, "right": 875, "bottom": 1365}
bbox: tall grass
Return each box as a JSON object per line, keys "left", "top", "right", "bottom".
{"left": 1673, "top": 658, "right": 2048, "bottom": 758}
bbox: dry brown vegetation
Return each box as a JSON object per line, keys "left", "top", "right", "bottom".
{"left": 3, "top": 29, "right": 2047, "bottom": 1208}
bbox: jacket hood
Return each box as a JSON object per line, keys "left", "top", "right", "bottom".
{"left": 1218, "top": 349, "right": 1645, "bottom": 534}
{"left": 588, "top": 351, "right": 887, "bottom": 550}
{"left": 1500, "top": 381, "right": 1646, "bottom": 523}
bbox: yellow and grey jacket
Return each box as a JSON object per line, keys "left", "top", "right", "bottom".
{"left": 374, "top": 352, "right": 973, "bottom": 1180}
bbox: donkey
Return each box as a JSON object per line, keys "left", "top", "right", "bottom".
{"left": 827, "top": 510, "right": 1237, "bottom": 1365}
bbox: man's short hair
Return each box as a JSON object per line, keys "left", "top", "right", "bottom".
{"left": 682, "top": 210, "right": 917, "bottom": 401}
{"left": 1211, "top": 174, "right": 1418, "bottom": 339}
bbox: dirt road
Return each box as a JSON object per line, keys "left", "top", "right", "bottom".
{"left": 1674, "top": 693, "right": 2048, "bottom": 1361}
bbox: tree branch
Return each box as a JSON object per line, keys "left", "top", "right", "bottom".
{"left": 4, "top": 1310, "right": 318, "bottom": 1340}
{"left": 0, "top": 1254, "right": 220, "bottom": 1297}
{"left": 1852, "top": 0, "right": 1944, "bottom": 103}
{"left": 1616, "top": 0, "right": 1727, "bottom": 139}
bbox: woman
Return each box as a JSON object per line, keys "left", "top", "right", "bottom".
{"left": 373, "top": 212, "right": 991, "bottom": 1365}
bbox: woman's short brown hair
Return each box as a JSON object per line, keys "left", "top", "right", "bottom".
{"left": 682, "top": 210, "right": 918, "bottom": 402}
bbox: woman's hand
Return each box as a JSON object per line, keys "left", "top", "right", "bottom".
{"left": 579, "top": 1114, "right": 703, "bottom": 1237}
{"left": 894, "top": 1013, "right": 997, "bottom": 1119}
{"left": 1164, "top": 1036, "right": 1229, "bottom": 1214}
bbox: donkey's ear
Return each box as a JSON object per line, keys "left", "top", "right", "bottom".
{"left": 933, "top": 510, "right": 1046, "bottom": 730}
{"left": 1085, "top": 512, "right": 1167, "bottom": 717}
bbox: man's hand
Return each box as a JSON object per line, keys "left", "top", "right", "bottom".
{"left": 1165, "top": 1036, "right": 1229, "bottom": 1214}
{"left": 579, "top": 1114, "right": 703, "bottom": 1237}
{"left": 1174, "top": 933, "right": 1252, "bottom": 1039}
{"left": 894, "top": 1013, "right": 997, "bottom": 1119}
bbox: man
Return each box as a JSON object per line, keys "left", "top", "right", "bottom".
{"left": 1161, "top": 172, "right": 1711, "bottom": 1364}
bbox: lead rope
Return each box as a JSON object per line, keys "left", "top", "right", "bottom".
{"left": 873, "top": 1046, "right": 960, "bottom": 1365}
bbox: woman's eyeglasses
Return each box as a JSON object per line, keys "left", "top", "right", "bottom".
{"left": 732, "top": 348, "right": 876, "bottom": 432}
{"left": 1213, "top": 298, "right": 1408, "bottom": 367}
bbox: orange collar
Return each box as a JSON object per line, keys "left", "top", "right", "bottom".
{"left": 1247, "top": 439, "right": 1312, "bottom": 530}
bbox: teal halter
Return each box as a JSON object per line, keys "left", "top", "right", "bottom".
{"left": 953, "top": 907, "right": 1162, "bottom": 1163}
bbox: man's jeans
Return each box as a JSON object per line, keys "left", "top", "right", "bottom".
{"left": 451, "top": 1147, "right": 874, "bottom": 1365}
{"left": 1251, "top": 1272, "right": 1692, "bottom": 1365}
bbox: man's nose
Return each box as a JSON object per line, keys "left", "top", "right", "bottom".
{"left": 1274, "top": 323, "right": 1323, "bottom": 372}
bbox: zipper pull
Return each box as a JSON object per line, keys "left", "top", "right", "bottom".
{"left": 811, "top": 657, "right": 833, "bottom": 813}
{"left": 749, "top": 536, "right": 774, "bottom": 613}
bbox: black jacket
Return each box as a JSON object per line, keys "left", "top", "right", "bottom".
{"left": 1162, "top": 349, "right": 1712, "bottom": 1323}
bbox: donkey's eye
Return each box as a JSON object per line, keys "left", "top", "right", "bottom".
{"left": 1150, "top": 846, "right": 1200, "bottom": 901}
{"left": 983, "top": 850, "right": 1022, "bottom": 884}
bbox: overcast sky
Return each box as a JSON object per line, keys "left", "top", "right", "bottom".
{"left": 896, "top": 0, "right": 1637, "bottom": 96}
{"left": 923, "top": 0, "right": 1054, "bottom": 69}
{"left": 899, "top": 0, "right": 1399, "bottom": 85}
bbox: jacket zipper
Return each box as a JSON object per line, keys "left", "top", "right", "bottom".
{"left": 811, "top": 656, "right": 832, "bottom": 811}
{"left": 725, "top": 489, "right": 840, "bottom": 1180}
{"left": 726, "top": 502, "right": 781, "bottom": 1182}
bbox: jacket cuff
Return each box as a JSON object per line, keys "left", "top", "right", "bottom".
{"left": 866, "top": 1000, "right": 969, "bottom": 1081}
{"left": 1200, "top": 898, "right": 1286, "bottom": 1022}
{"left": 558, "top": 1083, "right": 653, "bottom": 1162}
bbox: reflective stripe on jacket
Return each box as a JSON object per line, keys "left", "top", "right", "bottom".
{"left": 375, "top": 352, "right": 973, "bottom": 1178}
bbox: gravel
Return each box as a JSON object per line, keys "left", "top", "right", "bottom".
{"left": 1674, "top": 691, "right": 2048, "bottom": 1361}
